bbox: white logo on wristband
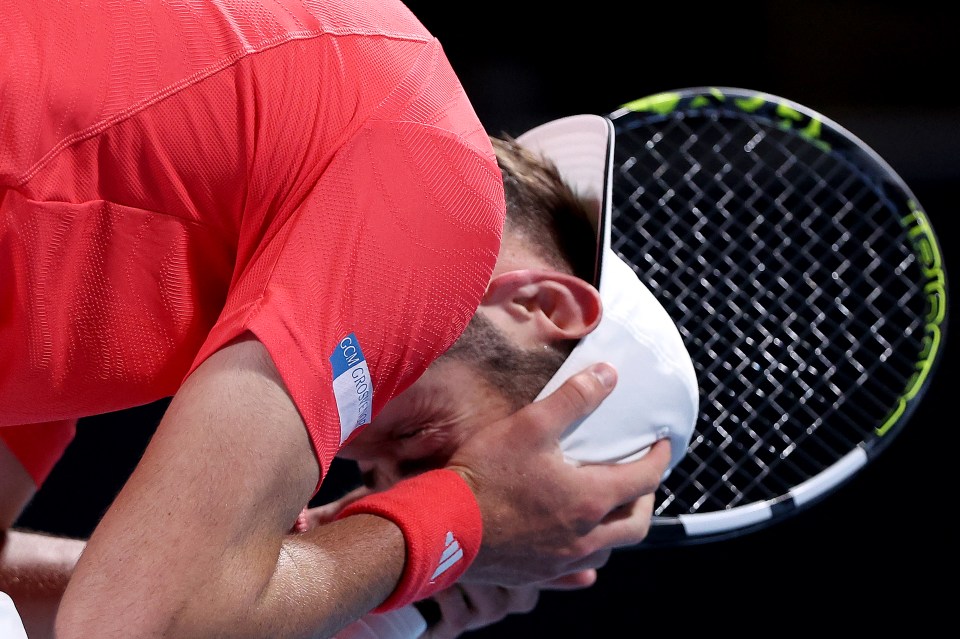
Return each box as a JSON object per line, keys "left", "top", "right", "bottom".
{"left": 430, "top": 531, "right": 463, "bottom": 582}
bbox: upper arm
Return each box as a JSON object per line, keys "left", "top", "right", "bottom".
{"left": 0, "top": 439, "right": 35, "bottom": 529}
{"left": 0, "top": 419, "right": 76, "bottom": 529}
{"left": 57, "top": 334, "right": 321, "bottom": 635}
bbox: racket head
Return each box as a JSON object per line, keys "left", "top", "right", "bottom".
{"left": 605, "top": 87, "right": 948, "bottom": 546}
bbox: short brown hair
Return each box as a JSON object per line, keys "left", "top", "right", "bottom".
{"left": 491, "top": 136, "right": 596, "bottom": 283}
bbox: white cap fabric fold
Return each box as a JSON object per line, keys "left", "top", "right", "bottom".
{"left": 519, "top": 115, "right": 699, "bottom": 472}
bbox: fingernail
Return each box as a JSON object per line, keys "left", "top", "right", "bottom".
{"left": 593, "top": 363, "right": 616, "bottom": 388}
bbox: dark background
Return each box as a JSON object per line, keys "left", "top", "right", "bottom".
{"left": 16, "top": 1, "right": 956, "bottom": 634}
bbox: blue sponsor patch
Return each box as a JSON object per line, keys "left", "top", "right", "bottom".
{"left": 329, "top": 333, "right": 373, "bottom": 444}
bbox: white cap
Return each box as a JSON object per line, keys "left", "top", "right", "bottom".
{"left": 520, "top": 115, "right": 699, "bottom": 471}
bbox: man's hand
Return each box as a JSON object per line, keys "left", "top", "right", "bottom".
{"left": 298, "top": 483, "right": 609, "bottom": 639}
{"left": 414, "top": 582, "right": 538, "bottom": 639}
{"left": 448, "top": 363, "right": 672, "bottom": 586}
{"left": 415, "top": 568, "right": 599, "bottom": 639}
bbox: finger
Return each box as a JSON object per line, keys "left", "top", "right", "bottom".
{"left": 421, "top": 584, "right": 541, "bottom": 638}
{"left": 494, "top": 585, "right": 539, "bottom": 620}
{"left": 289, "top": 507, "right": 310, "bottom": 533}
{"left": 424, "top": 585, "right": 497, "bottom": 638}
{"left": 576, "top": 438, "right": 672, "bottom": 511}
{"left": 579, "top": 491, "right": 659, "bottom": 552}
{"left": 302, "top": 484, "right": 374, "bottom": 528}
{"left": 420, "top": 587, "right": 470, "bottom": 639}
{"left": 614, "top": 438, "right": 672, "bottom": 485}
{"left": 537, "top": 569, "right": 598, "bottom": 591}
{"left": 555, "top": 547, "right": 613, "bottom": 576}
{"left": 457, "top": 585, "right": 538, "bottom": 630}
{"left": 523, "top": 363, "right": 617, "bottom": 440}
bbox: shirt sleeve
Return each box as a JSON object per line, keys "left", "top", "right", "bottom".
{"left": 187, "top": 118, "right": 504, "bottom": 488}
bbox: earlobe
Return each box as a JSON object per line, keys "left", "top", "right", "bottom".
{"left": 482, "top": 270, "right": 602, "bottom": 343}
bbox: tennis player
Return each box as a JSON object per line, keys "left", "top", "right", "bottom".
{"left": 0, "top": 2, "right": 686, "bottom": 638}
{"left": 315, "top": 117, "right": 701, "bottom": 638}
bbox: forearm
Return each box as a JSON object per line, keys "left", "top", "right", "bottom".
{"left": 260, "top": 515, "right": 406, "bottom": 638}
{"left": 0, "top": 529, "right": 85, "bottom": 639}
{"left": 55, "top": 337, "right": 403, "bottom": 638}
{"left": 57, "top": 513, "right": 404, "bottom": 639}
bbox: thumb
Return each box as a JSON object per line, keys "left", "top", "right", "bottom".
{"left": 526, "top": 362, "right": 617, "bottom": 440}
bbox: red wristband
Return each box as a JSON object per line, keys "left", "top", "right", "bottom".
{"left": 336, "top": 469, "right": 482, "bottom": 612}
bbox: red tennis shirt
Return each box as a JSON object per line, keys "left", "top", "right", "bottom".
{"left": 0, "top": 1, "right": 505, "bottom": 487}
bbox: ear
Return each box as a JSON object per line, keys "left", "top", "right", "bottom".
{"left": 480, "top": 269, "right": 602, "bottom": 347}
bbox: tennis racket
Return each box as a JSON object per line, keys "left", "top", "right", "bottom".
{"left": 606, "top": 87, "right": 948, "bottom": 546}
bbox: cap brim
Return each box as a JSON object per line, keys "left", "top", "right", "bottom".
{"left": 517, "top": 114, "right": 612, "bottom": 288}
{"left": 519, "top": 115, "right": 699, "bottom": 472}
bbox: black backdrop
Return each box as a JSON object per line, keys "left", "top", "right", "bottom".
{"left": 16, "top": 1, "right": 956, "bottom": 634}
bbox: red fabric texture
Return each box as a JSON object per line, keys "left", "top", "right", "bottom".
{"left": 336, "top": 469, "right": 483, "bottom": 612}
{"left": 0, "top": 1, "right": 504, "bottom": 489}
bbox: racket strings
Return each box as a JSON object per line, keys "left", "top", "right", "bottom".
{"left": 610, "top": 110, "right": 932, "bottom": 517}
